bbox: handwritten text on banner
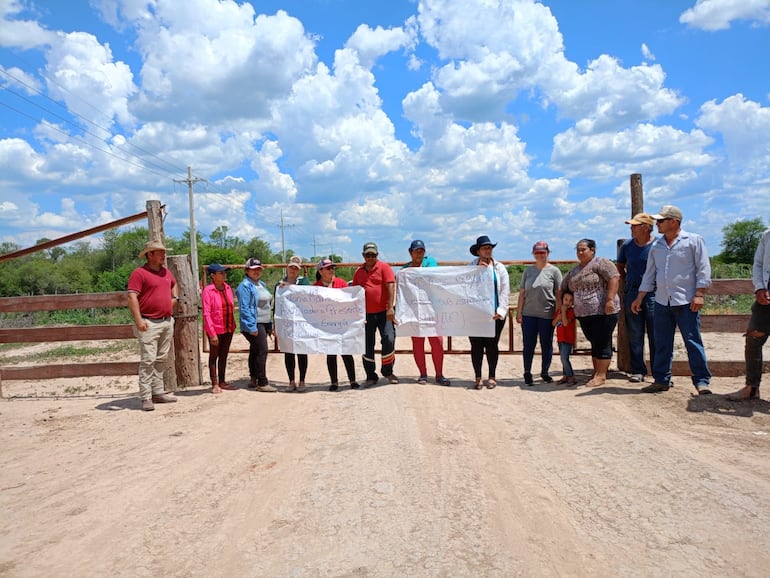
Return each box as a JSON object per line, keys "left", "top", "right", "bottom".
{"left": 274, "top": 285, "right": 366, "bottom": 354}
{"left": 395, "top": 266, "right": 495, "bottom": 337}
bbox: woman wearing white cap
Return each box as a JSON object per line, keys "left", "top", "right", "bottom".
{"left": 275, "top": 256, "right": 310, "bottom": 392}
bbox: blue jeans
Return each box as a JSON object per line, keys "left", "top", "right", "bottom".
{"left": 521, "top": 315, "right": 555, "bottom": 375}
{"left": 558, "top": 341, "right": 574, "bottom": 377}
{"left": 652, "top": 303, "right": 711, "bottom": 387}
{"left": 363, "top": 311, "right": 395, "bottom": 381}
{"left": 623, "top": 288, "right": 656, "bottom": 376}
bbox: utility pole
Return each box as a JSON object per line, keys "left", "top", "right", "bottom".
{"left": 277, "top": 208, "right": 295, "bottom": 263}
{"left": 174, "top": 166, "right": 206, "bottom": 293}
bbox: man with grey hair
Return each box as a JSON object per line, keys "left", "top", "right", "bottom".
{"left": 631, "top": 205, "right": 713, "bottom": 395}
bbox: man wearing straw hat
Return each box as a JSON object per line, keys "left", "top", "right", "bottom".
{"left": 127, "top": 239, "right": 179, "bottom": 411}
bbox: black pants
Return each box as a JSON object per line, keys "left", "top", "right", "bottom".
{"left": 243, "top": 324, "right": 270, "bottom": 385}
{"left": 208, "top": 332, "right": 233, "bottom": 383}
{"left": 469, "top": 318, "right": 506, "bottom": 379}
{"left": 326, "top": 355, "right": 356, "bottom": 384}
{"left": 285, "top": 353, "right": 308, "bottom": 382}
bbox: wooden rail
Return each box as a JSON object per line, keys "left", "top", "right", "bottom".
{"left": 0, "top": 279, "right": 762, "bottom": 393}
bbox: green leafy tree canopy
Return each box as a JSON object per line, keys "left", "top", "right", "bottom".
{"left": 718, "top": 218, "right": 766, "bottom": 264}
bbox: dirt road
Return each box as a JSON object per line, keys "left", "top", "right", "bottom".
{"left": 1, "top": 346, "right": 769, "bottom": 577}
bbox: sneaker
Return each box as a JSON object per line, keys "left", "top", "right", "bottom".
{"left": 255, "top": 384, "right": 277, "bottom": 392}
{"left": 417, "top": 375, "right": 428, "bottom": 385}
{"left": 387, "top": 374, "right": 399, "bottom": 384}
{"left": 141, "top": 399, "right": 155, "bottom": 411}
{"left": 524, "top": 373, "right": 534, "bottom": 386}
{"left": 696, "top": 385, "right": 712, "bottom": 395}
{"left": 629, "top": 374, "right": 644, "bottom": 383}
{"left": 151, "top": 393, "right": 177, "bottom": 403}
{"left": 540, "top": 373, "right": 553, "bottom": 383}
{"left": 329, "top": 383, "right": 339, "bottom": 392}
{"left": 641, "top": 382, "right": 670, "bottom": 393}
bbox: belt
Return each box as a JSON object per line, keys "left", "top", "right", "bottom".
{"left": 143, "top": 316, "right": 172, "bottom": 322}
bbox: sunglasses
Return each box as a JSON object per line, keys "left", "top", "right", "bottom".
{"left": 364, "top": 253, "right": 378, "bottom": 258}
{"left": 656, "top": 218, "right": 671, "bottom": 223}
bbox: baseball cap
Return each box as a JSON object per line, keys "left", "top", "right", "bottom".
{"left": 245, "top": 257, "right": 263, "bottom": 269}
{"left": 316, "top": 258, "right": 335, "bottom": 271}
{"left": 625, "top": 213, "right": 655, "bottom": 226}
{"left": 409, "top": 240, "right": 426, "bottom": 251}
{"left": 362, "top": 242, "right": 378, "bottom": 254}
{"left": 532, "top": 241, "right": 549, "bottom": 253}
{"left": 651, "top": 205, "right": 683, "bottom": 221}
{"left": 206, "top": 263, "right": 228, "bottom": 274}
{"left": 287, "top": 255, "right": 302, "bottom": 269}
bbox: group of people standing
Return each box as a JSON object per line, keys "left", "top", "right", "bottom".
{"left": 126, "top": 203, "right": 769, "bottom": 410}
{"left": 519, "top": 205, "right": 714, "bottom": 394}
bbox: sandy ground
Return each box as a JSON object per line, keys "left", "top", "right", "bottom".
{"left": 1, "top": 328, "right": 769, "bottom": 577}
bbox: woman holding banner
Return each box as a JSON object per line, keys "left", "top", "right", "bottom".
{"left": 315, "top": 259, "right": 360, "bottom": 391}
{"left": 468, "top": 235, "right": 510, "bottom": 389}
{"left": 275, "top": 255, "right": 310, "bottom": 392}
{"left": 401, "top": 240, "right": 451, "bottom": 386}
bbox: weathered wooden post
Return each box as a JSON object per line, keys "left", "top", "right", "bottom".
{"left": 146, "top": 200, "right": 179, "bottom": 391}
{"left": 168, "top": 254, "right": 202, "bottom": 387}
{"left": 617, "top": 174, "right": 645, "bottom": 373}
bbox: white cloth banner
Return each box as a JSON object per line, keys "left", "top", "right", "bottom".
{"left": 274, "top": 285, "right": 366, "bottom": 354}
{"left": 395, "top": 266, "right": 496, "bottom": 337}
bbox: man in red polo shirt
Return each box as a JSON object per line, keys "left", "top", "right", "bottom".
{"left": 127, "top": 239, "right": 179, "bottom": 411}
{"left": 352, "top": 242, "right": 398, "bottom": 386}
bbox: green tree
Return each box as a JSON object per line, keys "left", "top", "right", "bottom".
{"left": 719, "top": 218, "right": 766, "bottom": 264}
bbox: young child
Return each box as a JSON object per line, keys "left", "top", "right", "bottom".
{"left": 553, "top": 290, "right": 577, "bottom": 386}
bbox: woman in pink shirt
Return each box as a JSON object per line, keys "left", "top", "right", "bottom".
{"left": 202, "top": 263, "right": 236, "bottom": 393}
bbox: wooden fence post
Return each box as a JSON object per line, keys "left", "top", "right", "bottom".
{"left": 168, "top": 254, "right": 202, "bottom": 387}
{"left": 617, "top": 173, "right": 646, "bottom": 373}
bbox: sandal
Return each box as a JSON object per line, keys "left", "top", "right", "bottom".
{"left": 557, "top": 376, "right": 569, "bottom": 384}
{"left": 436, "top": 376, "right": 451, "bottom": 386}
{"left": 212, "top": 385, "right": 223, "bottom": 394}
{"left": 486, "top": 378, "right": 497, "bottom": 389}
{"left": 474, "top": 378, "right": 483, "bottom": 390}
{"left": 219, "top": 382, "right": 237, "bottom": 390}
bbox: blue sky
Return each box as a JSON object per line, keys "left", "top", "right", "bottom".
{"left": 1, "top": 0, "right": 769, "bottom": 263}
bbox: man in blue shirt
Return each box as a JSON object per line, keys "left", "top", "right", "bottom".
{"left": 631, "top": 205, "right": 713, "bottom": 395}
{"left": 617, "top": 213, "right": 656, "bottom": 384}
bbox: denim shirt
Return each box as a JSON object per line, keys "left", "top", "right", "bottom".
{"left": 639, "top": 229, "right": 711, "bottom": 306}
{"left": 236, "top": 277, "right": 272, "bottom": 333}
{"left": 753, "top": 228, "right": 770, "bottom": 293}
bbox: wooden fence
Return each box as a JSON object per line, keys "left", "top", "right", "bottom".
{"left": 0, "top": 275, "right": 763, "bottom": 396}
